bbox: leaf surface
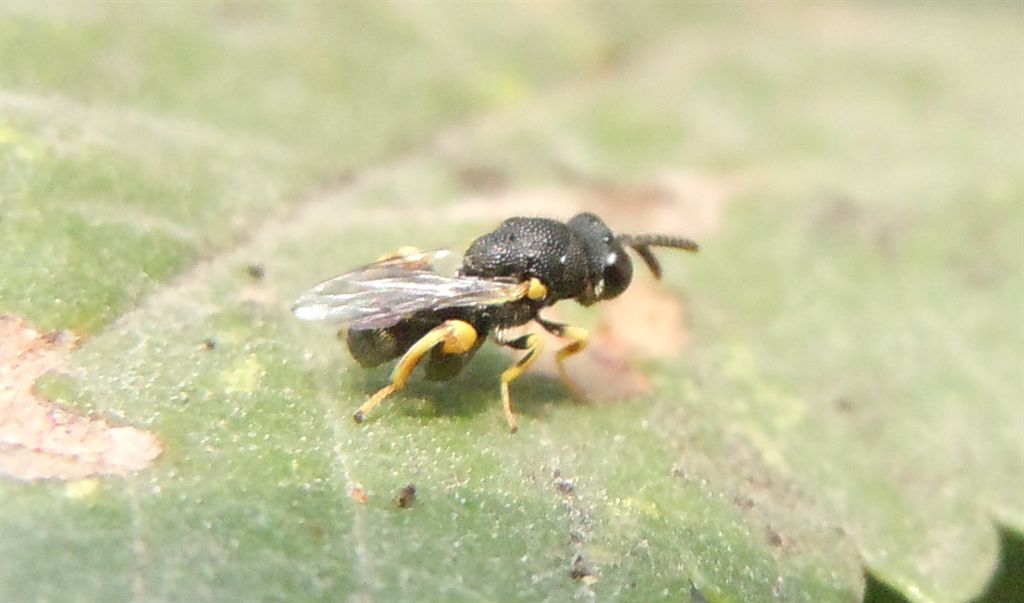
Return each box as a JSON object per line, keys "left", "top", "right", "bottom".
{"left": 2, "top": 4, "right": 1021, "bottom": 602}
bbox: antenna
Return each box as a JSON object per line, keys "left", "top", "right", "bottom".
{"left": 616, "top": 234, "right": 699, "bottom": 279}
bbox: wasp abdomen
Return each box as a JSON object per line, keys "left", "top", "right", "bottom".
{"left": 346, "top": 311, "right": 489, "bottom": 379}
{"left": 346, "top": 326, "right": 418, "bottom": 368}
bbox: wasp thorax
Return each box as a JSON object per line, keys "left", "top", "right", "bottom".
{"left": 460, "top": 216, "right": 589, "bottom": 301}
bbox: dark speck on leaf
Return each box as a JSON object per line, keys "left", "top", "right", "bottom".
{"left": 40, "top": 330, "right": 67, "bottom": 345}
{"left": 570, "top": 555, "right": 595, "bottom": 580}
{"left": 246, "top": 264, "right": 265, "bottom": 280}
{"left": 554, "top": 477, "right": 575, "bottom": 496}
{"left": 396, "top": 484, "right": 416, "bottom": 508}
{"left": 201, "top": 338, "right": 216, "bottom": 350}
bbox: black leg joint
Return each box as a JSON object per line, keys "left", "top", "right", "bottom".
{"left": 536, "top": 316, "right": 566, "bottom": 337}
{"left": 500, "top": 333, "right": 534, "bottom": 350}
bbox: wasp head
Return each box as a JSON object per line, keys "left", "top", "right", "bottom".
{"left": 568, "top": 212, "right": 699, "bottom": 306}
{"left": 567, "top": 213, "right": 634, "bottom": 305}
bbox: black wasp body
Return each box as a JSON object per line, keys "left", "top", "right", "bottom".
{"left": 293, "top": 212, "right": 697, "bottom": 432}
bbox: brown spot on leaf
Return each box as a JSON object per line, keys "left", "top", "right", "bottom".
{"left": 0, "top": 315, "right": 162, "bottom": 481}
{"left": 350, "top": 484, "right": 368, "bottom": 504}
{"left": 596, "top": 276, "right": 689, "bottom": 356}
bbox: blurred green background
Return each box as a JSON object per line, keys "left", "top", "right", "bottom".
{"left": 1, "top": 2, "right": 1021, "bottom": 602}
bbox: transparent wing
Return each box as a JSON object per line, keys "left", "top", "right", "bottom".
{"left": 292, "top": 249, "right": 524, "bottom": 330}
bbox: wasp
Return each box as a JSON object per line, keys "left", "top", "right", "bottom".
{"left": 293, "top": 212, "right": 698, "bottom": 432}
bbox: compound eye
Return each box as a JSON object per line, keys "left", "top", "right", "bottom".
{"left": 600, "top": 249, "right": 633, "bottom": 300}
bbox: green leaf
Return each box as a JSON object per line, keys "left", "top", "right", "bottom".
{"left": 2, "top": 3, "right": 1021, "bottom": 602}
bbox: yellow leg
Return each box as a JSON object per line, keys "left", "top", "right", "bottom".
{"left": 353, "top": 319, "right": 477, "bottom": 424}
{"left": 499, "top": 333, "right": 544, "bottom": 433}
{"left": 555, "top": 326, "right": 589, "bottom": 399}
{"left": 536, "top": 318, "right": 589, "bottom": 399}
